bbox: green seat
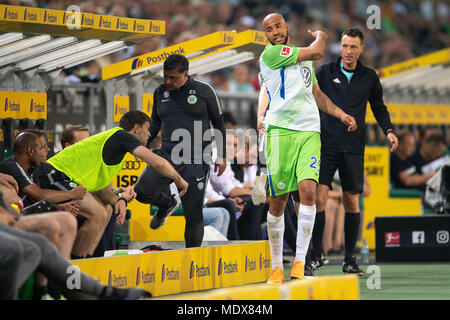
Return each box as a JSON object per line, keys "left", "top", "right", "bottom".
{"left": 389, "top": 188, "right": 423, "bottom": 198}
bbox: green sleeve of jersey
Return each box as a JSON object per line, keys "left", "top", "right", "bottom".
{"left": 261, "top": 45, "right": 301, "bottom": 70}
{"left": 312, "top": 61, "right": 318, "bottom": 86}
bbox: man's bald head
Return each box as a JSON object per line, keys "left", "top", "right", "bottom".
{"left": 262, "top": 13, "right": 285, "bottom": 29}
{"left": 262, "top": 13, "right": 289, "bottom": 45}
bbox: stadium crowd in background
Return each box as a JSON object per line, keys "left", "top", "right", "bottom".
{"left": 4, "top": 0, "right": 448, "bottom": 89}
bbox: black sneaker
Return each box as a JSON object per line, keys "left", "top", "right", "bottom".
{"left": 304, "top": 264, "right": 316, "bottom": 278}
{"left": 310, "top": 256, "right": 325, "bottom": 271}
{"left": 150, "top": 196, "right": 179, "bottom": 230}
{"left": 99, "top": 286, "right": 152, "bottom": 300}
{"left": 342, "top": 256, "right": 364, "bottom": 276}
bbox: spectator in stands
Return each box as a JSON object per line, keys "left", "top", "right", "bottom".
{"left": 229, "top": 64, "right": 256, "bottom": 93}
{"left": 0, "top": 130, "right": 85, "bottom": 210}
{"left": 409, "top": 133, "right": 447, "bottom": 185}
{"left": 60, "top": 125, "right": 90, "bottom": 148}
{"left": 222, "top": 111, "right": 237, "bottom": 130}
{"left": 417, "top": 125, "right": 439, "bottom": 150}
{"left": 390, "top": 130, "right": 434, "bottom": 190}
{"left": 202, "top": 206, "right": 230, "bottom": 239}
{"left": 231, "top": 136, "right": 258, "bottom": 188}
{"left": 208, "top": 69, "right": 231, "bottom": 92}
{"left": 0, "top": 198, "right": 151, "bottom": 300}
{"left": 208, "top": 133, "right": 263, "bottom": 240}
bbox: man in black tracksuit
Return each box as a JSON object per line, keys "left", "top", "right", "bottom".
{"left": 310, "top": 28, "right": 399, "bottom": 274}
{"left": 134, "top": 54, "right": 226, "bottom": 248}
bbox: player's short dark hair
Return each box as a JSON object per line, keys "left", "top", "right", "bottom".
{"left": 119, "top": 110, "right": 151, "bottom": 132}
{"left": 342, "top": 28, "right": 364, "bottom": 44}
{"left": 13, "top": 129, "right": 44, "bottom": 154}
{"left": 164, "top": 54, "right": 189, "bottom": 73}
{"left": 61, "top": 125, "right": 89, "bottom": 148}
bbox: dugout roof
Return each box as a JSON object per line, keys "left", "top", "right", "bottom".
{"left": 0, "top": 4, "right": 165, "bottom": 92}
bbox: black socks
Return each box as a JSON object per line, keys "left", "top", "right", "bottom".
{"left": 344, "top": 212, "right": 360, "bottom": 261}
{"left": 311, "top": 210, "right": 325, "bottom": 258}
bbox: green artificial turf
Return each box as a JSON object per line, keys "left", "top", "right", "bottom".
{"left": 284, "top": 263, "right": 450, "bottom": 300}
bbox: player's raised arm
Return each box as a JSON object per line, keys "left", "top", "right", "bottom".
{"left": 297, "top": 30, "right": 328, "bottom": 62}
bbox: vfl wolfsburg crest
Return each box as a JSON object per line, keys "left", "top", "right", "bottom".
{"left": 163, "top": 91, "right": 169, "bottom": 99}
{"left": 187, "top": 95, "right": 197, "bottom": 104}
{"left": 277, "top": 182, "right": 286, "bottom": 190}
{"left": 300, "top": 66, "right": 312, "bottom": 87}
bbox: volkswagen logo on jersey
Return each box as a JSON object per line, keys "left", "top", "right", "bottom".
{"left": 300, "top": 66, "right": 312, "bottom": 87}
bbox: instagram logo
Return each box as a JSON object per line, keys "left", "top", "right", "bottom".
{"left": 436, "top": 231, "right": 449, "bottom": 244}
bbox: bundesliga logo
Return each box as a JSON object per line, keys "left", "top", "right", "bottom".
{"left": 280, "top": 46, "right": 292, "bottom": 57}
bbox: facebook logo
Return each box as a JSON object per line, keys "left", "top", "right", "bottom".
{"left": 412, "top": 231, "right": 425, "bottom": 244}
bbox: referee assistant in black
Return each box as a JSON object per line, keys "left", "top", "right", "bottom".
{"left": 134, "top": 54, "right": 227, "bottom": 248}
{"left": 311, "top": 28, "right": 398, "bottom": 274}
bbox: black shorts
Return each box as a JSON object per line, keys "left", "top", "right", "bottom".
{"left": 318, "top": 151, "right": 364, "bottom": 193}
{"left": 34, "top": 163, "right": 78, "bottom": 191}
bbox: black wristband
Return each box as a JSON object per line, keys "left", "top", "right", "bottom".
{"left": 116, "top": 197, "right": 128, "bottom": 207}
{"left": 386, "top": 128, "right": 395, "bottom": 135}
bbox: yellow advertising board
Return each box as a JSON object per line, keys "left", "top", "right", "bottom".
{"left": 142, "top": 94, "right": 153, "bottom": 118}
{"left": 0, "top": 91, "right": 47, "bottom": 120}
{"left": 362, "top": 147, "right": 421, "bottom": 249}
{"left": 71, "top": 241, "right": 271, "bottom": 297}
{"left": 112, "top": 96, "right": 129, "bottom": 123}
{"left": 0, "top": 5, "right": 165, "bottom": 42}
{"left": 377, "top": 48, "right": 450, "bottom": 79}
{"left": 366, "top": 103, "right": 450, "bottom": 125}
{"left": 102, "top": 31, "right": 236, "bottom": 80}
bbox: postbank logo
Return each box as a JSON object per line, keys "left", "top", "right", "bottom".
{"left": 116, "top": 18, "right": 129, "bottom": 31}
{"left": 43, "top": 10, "right": 59, "bottom": 24}
{"left": 4, "top": 7, "right": 18, "bottom": 20}
{"left": 107, "top": 270, "right": 128, "bottom": 288}
{"left": 245, "top": 255, "right": 257, "bottom": 272}
{"left": 161, "top": 264, "right": 180, "bottom": 282}
{"left": 189, "top": 261, "right": 211, "bottom": 279}
{"left": 4, "top": 98, "right": 20, "bottom": 112}
{"left": 81, "top": 13, "right": 94, "bottom": 27}
{"left": 113, "top": 96, "right": 129, "bottom": 122}
{"left": 217, "top": 258, "right": 239, "bottom": 276}
{"left": 133, "top": 20, "right": 146, "bottom": 32}
{"left": 259, "top": 253, "right": 271, "bottom": 270}
{"left": 131, "top": 58, "right": 144, "bottom": 70}
{"left": 23, "top": 8, "right": 39, "bottom": 22}
{"left": 29, "top": 99, "right": 46, "bottom": 114}
{"left": 136, "top": 267, "right": 155, "bottom": 286}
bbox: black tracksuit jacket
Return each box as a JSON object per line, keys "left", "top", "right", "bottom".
{"left": 316, "top": 57, "right": 393, "bottom": 154}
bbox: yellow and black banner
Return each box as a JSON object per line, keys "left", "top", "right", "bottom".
{"left": 0, "top": 91, "right": 47, "bottom": 120}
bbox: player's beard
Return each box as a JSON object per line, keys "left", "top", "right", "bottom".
{"left": 269, "top": 30, "right": 289, "bottom": 45}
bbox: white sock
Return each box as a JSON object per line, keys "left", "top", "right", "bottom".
{"left": 267, "top": 212, "right": 284, "bottom": 271}
{"left": 294, "top": 204, "right": 316, "bottom": 264}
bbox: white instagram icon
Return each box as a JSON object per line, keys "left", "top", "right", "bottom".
{"left": 436, "top": 230, "right": 449, "bottom": 244}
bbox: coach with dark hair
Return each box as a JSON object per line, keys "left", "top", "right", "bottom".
{"left": 308, "top": 28, "right": 399, "bottom": 274}
{"left": 134, "top": 54, "right": 227, "bottom": 248}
